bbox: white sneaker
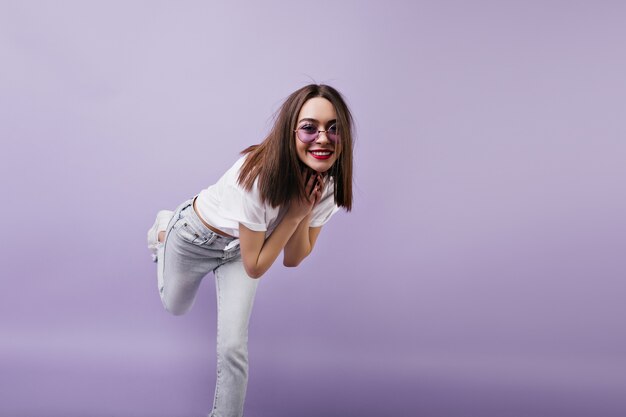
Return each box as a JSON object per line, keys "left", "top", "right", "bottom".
{"left": 147, "top": 210, "right": 174, "bottom": 262}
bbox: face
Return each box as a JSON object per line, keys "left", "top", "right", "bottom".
{"left": 294, "top": 97, "right": 340, "bottom": 173}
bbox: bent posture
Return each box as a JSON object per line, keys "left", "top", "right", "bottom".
{"left": 147, "top": 84, "right": 354, "bottom": 417}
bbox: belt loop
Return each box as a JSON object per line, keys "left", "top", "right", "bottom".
{"left": 224, "top": 239, "right": 240, "bottom": 251}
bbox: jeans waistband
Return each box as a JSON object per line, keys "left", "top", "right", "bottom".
{"left": 181, "top": 196, "right": 240, "bottom": 250}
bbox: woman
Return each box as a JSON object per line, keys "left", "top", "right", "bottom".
{"left": 147, "top": 84, "right": 354, "bottom": 417}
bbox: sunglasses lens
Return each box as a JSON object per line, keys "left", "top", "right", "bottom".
{"left": 297, "top": 127, "right": 317, "bottom": 143}
{"left": 327, "top": 125, "right": 339, "bottom": 143}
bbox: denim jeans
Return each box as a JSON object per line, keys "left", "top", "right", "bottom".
{"left": 155, "top": 197, "right": 259, "bottom": 417}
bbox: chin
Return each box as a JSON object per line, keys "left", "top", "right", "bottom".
{"left": 301, "top": 155, "right": 337, "bottom": 172}
{"left": 306, "top": 161, "right": 335, "bottom": 173}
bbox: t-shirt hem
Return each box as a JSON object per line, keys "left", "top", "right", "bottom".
{"left": 221, "top": 216, "right": 267, "bottom": 232}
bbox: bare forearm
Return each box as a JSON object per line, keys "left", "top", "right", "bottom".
{"left": 248, "top": 215, "right": 303, "bottom": 277}
{"left": 283, "top": 214, "right": 313, "bottom": 266}
{"left": 242, "top": 172, "right": 324, "bottom": 278}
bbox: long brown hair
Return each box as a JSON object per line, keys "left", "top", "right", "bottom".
{"left": 238, "top": 84, "right": 354, "bottom": 211}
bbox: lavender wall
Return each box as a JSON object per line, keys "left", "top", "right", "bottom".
{"left": 1, "top": 1, "right": 624, "bottom": 416}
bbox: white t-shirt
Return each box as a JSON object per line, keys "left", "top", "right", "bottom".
{"left": 194, "top": 156, "right": 341, "bottom": 238}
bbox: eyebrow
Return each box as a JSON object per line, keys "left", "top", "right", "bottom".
{"left": 298, "top": 118, "right": 337, "bottom": 125}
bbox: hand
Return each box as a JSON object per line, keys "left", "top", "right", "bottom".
{"left": 286, "top": 168, "right": 324, "bottom": 221}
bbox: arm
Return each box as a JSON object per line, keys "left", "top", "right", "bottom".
{"left": 283, "top": 213, "right": 322, "bottom": 267}
{"left": 239, "top": 215, "right": 303, "bottom": 278}
{"left": 239, "top": 172, "right": 322, "bottom": 278}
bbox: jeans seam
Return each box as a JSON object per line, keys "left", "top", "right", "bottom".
{"left": 159, "top": 211, "right": 178, "bottom": 295}
{"left": 213, "top": 267, "right": 222, "bottom": 411}
{"left": 159, "top": 200, "right": 192, "bottom": 300}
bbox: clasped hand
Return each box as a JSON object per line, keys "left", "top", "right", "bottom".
{"left": 286, "top": 168, "right": 325, "bottom": 221}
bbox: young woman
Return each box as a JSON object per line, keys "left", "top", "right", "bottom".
{"left": 146, "top": 84, "right": 354, "bottom": 417}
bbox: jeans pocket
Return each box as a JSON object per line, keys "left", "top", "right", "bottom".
{"left": 173, "top": 218, "right": 218, "bottom": 247}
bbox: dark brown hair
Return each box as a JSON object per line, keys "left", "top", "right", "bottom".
{"left": 238, "top": 84, "right": 354, "bottom": 211}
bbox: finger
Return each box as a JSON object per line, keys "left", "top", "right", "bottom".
{"left": 311, "top": 173, "right": 319, "bottom": 190}
{"left": 314, "top": 189, "right": 322, "bottom": 206}
{"left": 312, "top": 179, "right": 322, "bottom": 198}
{"left": 317, "top": 174, "right": 325, "bottom": 190}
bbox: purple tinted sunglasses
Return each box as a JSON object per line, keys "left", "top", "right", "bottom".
{"left": 294, "top": 123, "right": 340, "bottom": 143}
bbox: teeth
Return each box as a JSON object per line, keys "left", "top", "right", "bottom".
{"left": 311, "top": 151, "right": 331, "bottom": 156}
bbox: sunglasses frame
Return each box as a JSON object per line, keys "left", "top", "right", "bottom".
{"left": 294, "top": 125, "right": 340, "bottom": 144}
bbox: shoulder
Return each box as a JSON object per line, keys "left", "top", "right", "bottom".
{"left": 221, "top": 155, "right": 265, "bottom": 206}
{"left": 226, "top": 155, "right": 248, "bottom": 177}
{"left": 219, "top": 155, "right": 250, "bottom": 187}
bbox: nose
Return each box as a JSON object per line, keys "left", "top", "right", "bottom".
{"left": 316, "top": 130, "right": 331, "bottom": 144}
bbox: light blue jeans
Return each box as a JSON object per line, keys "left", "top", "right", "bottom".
{"left": 155, "top": 197, "right": 259, "bottom": 417}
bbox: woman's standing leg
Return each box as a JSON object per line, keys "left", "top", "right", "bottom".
{"left": 210, "top": 258, "right": 259, "bottom": 417}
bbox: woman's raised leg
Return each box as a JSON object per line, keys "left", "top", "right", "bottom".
{"left": 156, "top": 202, "right": 218, "bottom": 315}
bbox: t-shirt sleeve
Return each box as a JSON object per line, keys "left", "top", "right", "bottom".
{"left": 218, "top": 179, "right": 267, "bottom": 232}
{"left": 309, "top": 183, "right": 341, "bottom": 228}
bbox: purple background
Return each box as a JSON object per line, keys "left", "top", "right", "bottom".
{"left": 1, "top": 1, "right": 625, "bottom": 416}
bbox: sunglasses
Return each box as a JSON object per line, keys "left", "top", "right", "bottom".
{"left": 294, "top": 123, "right": 340, "bottom": 143}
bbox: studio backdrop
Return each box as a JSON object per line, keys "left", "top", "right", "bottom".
{"left": 1, "top": 1, "right": 624, "bottom": 417}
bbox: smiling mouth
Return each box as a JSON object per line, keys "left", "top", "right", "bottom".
{"left": 309, "top": 150, "right": 333, "bottom": 160}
